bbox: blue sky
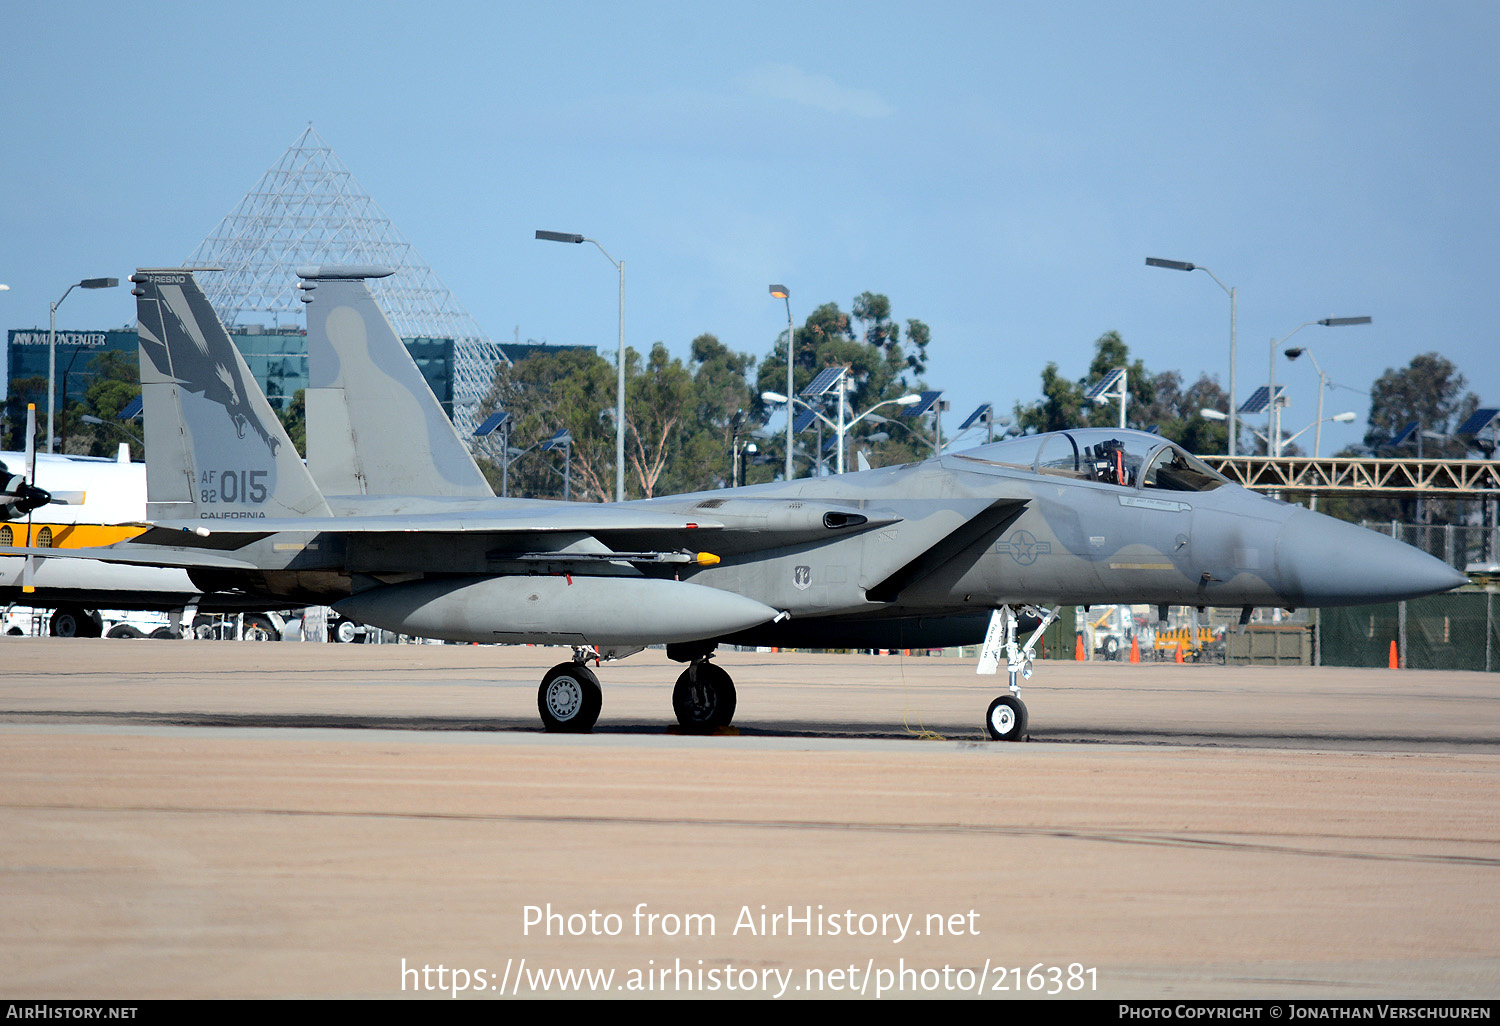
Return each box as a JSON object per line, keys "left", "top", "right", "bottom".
{"left": 4, "top": 1, "right": 1497, "bottom": 456}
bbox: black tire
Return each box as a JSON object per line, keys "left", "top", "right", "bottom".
{"left": 672, "top": 662, "right": 737, "bottom": 732}
{"left": 985, "top": 694, "right": 1028, "bottom": 741}
{"left": 106, "top": 624, "right": 145, "bottom": 639}
{"left": 1103, "top": 636, "right": 1119, "bottom": 661}
{"left": 537, "top": 662, "right": 602, "bottom": 733}
{"left": 50, "top": 606, "right": 94, "bottom": 638}
{"left": 149, "top": 626, "right": 179, "bottom": 640}
{"left": 332, "top": 618, "right": 363, "bottom": 644}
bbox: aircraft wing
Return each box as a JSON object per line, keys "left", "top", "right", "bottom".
{"left": 128, "top": 496, "right": 897, "bottom": 552}
{"left": 135, "top": 504, "right": 731, "bottom": 547}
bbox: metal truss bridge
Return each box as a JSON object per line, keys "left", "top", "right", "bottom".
{"left": 1200, "top": 455, "right": 1500, "bottom": 497}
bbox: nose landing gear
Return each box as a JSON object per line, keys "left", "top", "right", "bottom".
{"left": 979, "top": 604, "right": 1059, "bottom": 741}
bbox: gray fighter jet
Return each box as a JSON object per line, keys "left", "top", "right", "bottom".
{"left": 27, "top": 268, "right": 1468, "bottom": 741}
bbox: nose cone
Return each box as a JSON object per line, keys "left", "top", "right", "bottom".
{"left": 1276, "top": 509, "right": 1469, "bottom": 606}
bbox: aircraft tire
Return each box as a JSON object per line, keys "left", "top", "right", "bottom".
{"left": 538, "top": 663, "right": 602, "bottom": 733}
{"left": 672, "top": 662, "right": 736, "bottom": 732}
{"left": 1103, "top": 636, "right": 1119, "bottom": 660}
{"left": 106, "top": 624, "right": 146, "bottom": 639}
{"left": 149, "top": 627, "right": 180, "bottom": 640}
{"left": 50, "top": 605, "right": 101, "bottom": 638}
{"left": 985, "top": 695, "right": 1027, "bottom": 741}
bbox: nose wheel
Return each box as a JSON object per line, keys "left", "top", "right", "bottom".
{"left": 538, "top": 661, "right": 602, "bottom": 733}
{"left": 985, "top": 694, "right": 1027, "bottom": 740}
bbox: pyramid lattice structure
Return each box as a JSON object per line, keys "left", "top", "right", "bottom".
{"left": 184, "top": 125, "right": 505, "bottom": 436}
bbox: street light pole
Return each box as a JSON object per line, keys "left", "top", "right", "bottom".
{"left": 537, "top": 231, "right": 625, "bottom": 502}
{"left": 47, "top": 277, "right": 119, "bottom": 453}
{"left": 769, "top": 285, "right": 794, "bottom": 480}
{"left": 762, "top": 389, "right": 920, "bottom": 474}
{"left": 1146, "top": 258, "right": 1237, "bottom": 456}
{"left": 1267, "top": 316, "right": 1369, "bottom": 456}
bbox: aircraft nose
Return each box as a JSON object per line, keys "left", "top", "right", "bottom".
{"left": 1275, "top": 509, "right": 1469, "bottom": 606}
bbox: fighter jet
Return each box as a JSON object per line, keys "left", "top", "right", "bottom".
{"left": 23, "top": 268, "right": 1468, "bottom": 741}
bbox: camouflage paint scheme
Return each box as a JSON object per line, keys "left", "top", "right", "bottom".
{"left": 29, "top": 269, "right": 1467, "bottom": 737}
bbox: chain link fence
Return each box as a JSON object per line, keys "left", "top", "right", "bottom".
{"left": 1360, "top": 520, "right": 1499, "bottom": 570}
{"left": 1319, "top": 592, "right": 1500, "bottom": 671}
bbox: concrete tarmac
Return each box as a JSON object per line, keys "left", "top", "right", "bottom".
{"left": 0, "top": 638, "right": 1497, "bottom": 1000}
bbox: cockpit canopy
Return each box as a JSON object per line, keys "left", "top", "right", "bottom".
{"left": 954, "top": 428, "right": 1228, "bottom": 492}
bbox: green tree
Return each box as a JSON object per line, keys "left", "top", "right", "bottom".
{"left": 1013, "top": 332, "right": 1229, "bottom": 454}
{"left": 1363, "top": 353, "right": 1478, "bottom": 456}
{"left": 480, "top": 347, "right": 618, "bottom": 501}
{"left": 626, "top": 343, "right": 695, "bottom": 499}
{"left": 666, "top": 334, "right": 762, "bottom": 494}
{"left": 1337, "top": 353, "right": 1482, "bottom": 525}
{"left": 64, "top": 351, "right": 143, "bottom": 458}
{"left": 3, "top": 376, "right": 48, "bottom": 452}
{"left": 756, "top": 293, "right": 933, "bottom": 475}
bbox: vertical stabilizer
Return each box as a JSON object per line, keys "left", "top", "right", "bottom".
{"left": 132, "top": 269, "right": 333, "bottom": 522}
{"left": 299, "top": 266, "right": 494, "bottom": 498}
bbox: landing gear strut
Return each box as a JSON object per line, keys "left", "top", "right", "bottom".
{"left": 979, "top": 604, "right": 1060, "bottom": 741}
{"left": 537, "top": 655, "right": 602, "bottom": 733}
{"left": 672, "top": 658, "right": 737, "bottom": 732}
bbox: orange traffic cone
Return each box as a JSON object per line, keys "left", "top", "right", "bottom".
{"left": 1174, "top": 641, "right": 1185, "bottom": 664}
{"left": 1388, "top": 640, "right": 1399, "bottom": 669}
{"left": 1075, "top": 634, "right": 1085, "bottom": 661}
{"left": 1129, "top": 636, "right": 1140, "bottom": 663}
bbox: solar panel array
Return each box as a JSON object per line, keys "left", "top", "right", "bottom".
{"left": 1236, "top": 385, "right": 1284, "bottom": 415}
{"left": 1386, "top": 421, "right": 1420, "bottom": 448}
{"left": 1456, "top": 407, "right": 1500, "bottom": 437}
{"left": 903, "top": 390, "right": 944, "bottom": 417}
{"left": 801, "top": 366, "right": 847, "bottom": 397}
{"left": 474, "top": 410, "right": 510, "bottom": 436}
{"left": 958, "top": 403, "right": 992, "bottom": 430}
{"left": 1084, "top": 368, "right": 1125, "bottom": 400}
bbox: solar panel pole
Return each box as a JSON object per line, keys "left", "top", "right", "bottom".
{"left": 770, "top": 285, "right": 794, "bottom": 480}
{"left": 836, "top": 377, "right": 847, "bottom": 475}
{"left": 1270, "top": 316, "right": 1370, "bottom": 456}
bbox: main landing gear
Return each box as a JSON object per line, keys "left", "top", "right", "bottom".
{"left": 672, "top": 659, "right": 737, "bottom": 732}
{"left": 537, "top": 657, "right": 603, "bottom": 733}
{"left": 534, "top": 645, "right": 739, "bottom": 734}
{"left": 979, "top": 604, "right": 1060, "bottom": 741}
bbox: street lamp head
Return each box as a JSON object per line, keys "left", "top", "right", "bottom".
{"left": 1145, "top": 257, "right": 1195, "bottom": 272}
{"left": 79, "top": 278, "right": 118, "bottom": 289}
{"left": 1285, "top": 347, "right": 1305, "bottom": 360}
{"left": 0, "top": 284, "right": 10, "bottom": 292}
{"left": 1332, "top": 411, "right": 1358, "bottom": 423}
{"left": 1318, "top": 316, "right": 1371, "bottom": 327}
{"left": 761, "top": 391, "right": 788, "bottom": 405}
{"left": 769, "top": 284, "right": 788, "bottom": 299}
{"left": 1199, "top": 408, "right": 1228, "bottom": 422}
{"left": 535, "top": 230, "right": 585, "bottom": 244}
{"left": 894, "top": 393, "right": 923, "bottom": 406}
